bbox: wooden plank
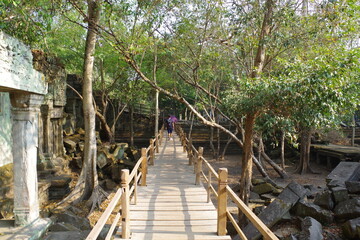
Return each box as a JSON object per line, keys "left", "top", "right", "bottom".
{"left": 129, "top": 205, "right": 215, "bottom": 211}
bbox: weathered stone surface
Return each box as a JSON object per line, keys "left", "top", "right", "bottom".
{"left": 104, "top": 179, "right": 118, "bottom": 191}
{"left": 252, "top": 183, "right": 277, "bottom": 195}
{"left": 56, "top": 212, "right": 92, "bottom": 230}
{"left": 243, "top": 182, "right": 307, "bottom": 240}
{"left": 294, "top": 200, "right": 333, "bottom": 224}
{"left": 326, "top": 162, "right": 360, "bottom": 187}
{"left": 0, "top": 32, "right": 47, "bottom": 94}
{"left": 334, "top": 199, "right": 360, "bottom": 221}
{"left": 43, "top": 231, "right": 91, "bottom": 240}
{"left": 0, "top": 198, "right": 14, "bottom": 219}
{"left": 342, "top": 217, "right": 360, "bottom": 239}
{"left": 48, "top": 222, "right": 80, "bottom": 232}
{"left": 346, "top": 181, "right": 360, "bottom": 194}
{"left": 11, "top": 93, "right": 43, "bottom": 226}
{"left": 332, "top": 186, "right": 349, "bottom": 204}
{"left": 252, "top": 178, "right": 266, "bottom": 185}
{"left": 299, "top": 217, "right": 323, "bottom": 240}
{"left": 250, "top": 191, "right": 260, "bottom": 200}
{"left": 63, "top": 139, "right": 77, "bottom": 153}
{"left": 314, "top": 190, "right": 335, "bottom": 210}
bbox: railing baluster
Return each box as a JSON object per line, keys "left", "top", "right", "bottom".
{"left": 134, "top": 171, "right": 138, "bottom": 205}
{"left": 141, "top": 147, "right": 147, "bottom": 186}
{"left": 150, "top": 139, "right": 155, "bottom": 165}
{"left": 121, "top": 169, "right": 130, "bottom": 239}
{"left": 207, "top": 171, "right": 212, "bottom": 203}
{"left": 217, "top": 168, "right": 228, "bottom": 236}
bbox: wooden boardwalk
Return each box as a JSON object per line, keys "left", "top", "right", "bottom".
{"left": 116, "top": 133, "right": 231, "bottom": 240}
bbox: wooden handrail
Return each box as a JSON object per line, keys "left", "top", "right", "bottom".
{"left": 177, "top": 125, "right": 278, "bottom": 240}
{"left": 86, "top": 127, "right": 164, "bottom": 240}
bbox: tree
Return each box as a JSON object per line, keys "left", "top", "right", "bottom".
{"left": 59, "top": 0, "right": 107, "bottom": 210}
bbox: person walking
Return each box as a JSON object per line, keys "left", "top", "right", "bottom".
{"left": 166, "top": 115, "right": 175, "bottom": 140}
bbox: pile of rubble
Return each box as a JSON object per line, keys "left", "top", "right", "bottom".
{"left": 63, "top": 128, "right": 140, "bottom": 191}
{"left": 240, "top": 162, "right": 360, "bottom": 240}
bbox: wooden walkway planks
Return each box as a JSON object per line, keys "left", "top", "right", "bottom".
{"left": 115, "top": 133, "right": 231, "bottom": 240}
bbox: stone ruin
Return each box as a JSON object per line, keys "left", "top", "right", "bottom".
{"left": 236, "top": 162, "right": 360, "bottom": 240}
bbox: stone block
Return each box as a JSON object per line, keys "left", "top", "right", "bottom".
{"left": 314, "top": 190, "right": 335, "bottom": 210}
{"left": 299, "top": 217, "right": 323, "bottom": 240}
{"left": 252, "top": 183, "right": 277, "bottom": 195}
{"left": 332, "top": 186, "right": 349, "bottom": 204}
{"left": 346, "top": 181, "right": 360, "bottom": 194}
{"left": 334, "top": 199, "right": 360, "bottom": 221}
{"left": 294, "top": 200, "right": 333, "bottom": 224}
{"left": 63, "top": 139, "right": 77, "bottom": 153}
{"left": 342, "top": 217, "right": 360, "bottom": 239}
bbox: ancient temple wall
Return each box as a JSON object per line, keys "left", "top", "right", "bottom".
{"left": 0, "top": 92, "right": 12, "bottom": 167}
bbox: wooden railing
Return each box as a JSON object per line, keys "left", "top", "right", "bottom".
{"left": 176, "top": 126, "right": 278, "bottom": 240}
{"left": 86, "top": 126, "right": 164, "bottom": 240}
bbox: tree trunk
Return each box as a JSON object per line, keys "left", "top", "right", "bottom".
{"left": 59, "top": 0, "right": 107, "bottom": 211}
{"left": 296, "top": 126, "right": 315, "bottom": 174}
{"left": 239, "top": 113, "right": 256, "bottom": 205}
{"left": 351, "top": 114, "right": 355, "bottom": 146}
{"left": 130, "top": 105, "right": 134, "bottom": 147}
{"left": 216, "top": 114, "right": 221, "bottom": 160}
{"left": 280, "top": 130, "right": 285, "bottom": 170}
{"left": 210, "top": 127, "right": 216, "bottom": 158}
{"left": 96, "top": 111, "right": 113, "bottom": 143}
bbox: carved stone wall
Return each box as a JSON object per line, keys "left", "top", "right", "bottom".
{"left": 32, "top": 50, "right": 67, "bottom": 163}
{"left": 0, "top": 93, "right": 12, "bottom": 167}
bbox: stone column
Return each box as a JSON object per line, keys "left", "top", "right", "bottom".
{"left": 10, "top": 92, "right": 43, "bottom": 226}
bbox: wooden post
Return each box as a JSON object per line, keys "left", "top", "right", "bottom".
{"left": 217, "top": 168, "right": 228, "bottom": 236}
{"left": 141, "top": 148, "right": 147, "bottom": 186}
{"left": 195, "top": 147, "right": 204, "bottom": 185}
{"left": 121, "top": 169, "right": 130, "bottom": 239}
{"left": 160, "top": 129, "right": 163, "bottom": 145}
{"left": 134, "top": 172, "right": 138, "bottom": 205}
{"left": 155, "top": 134, "right": 159, "bottom": 153}
{"left": 182, "top": 136, "right": 186, "bottom": 152}
{"left": 150, "top": 139, "right": 155, "bottom": 165}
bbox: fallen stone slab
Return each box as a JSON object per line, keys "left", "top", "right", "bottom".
{"left": 334, "top": 198, "right": 360, "bottom": 221}
{"left": 342, "top": 217, "right": 360, "bottom": 239}
{"left": 294, "top": 200, "right": 333, "bottom": 224}
{"left": 326, "top": 162, "right": 360, "bottom": 188}
{"left": 298, "top": 217, "right": 323, "bottom": 240}
{"left": 242, "top": 181, "right": 307, "bottom": 240}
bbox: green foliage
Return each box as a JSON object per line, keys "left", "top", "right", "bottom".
{"left": 0, "top": 0, "right": 54, "bottom": 45}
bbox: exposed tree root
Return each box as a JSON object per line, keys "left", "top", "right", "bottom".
{"left": 86, "top": 185, "right": 109, "bottom": 216}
